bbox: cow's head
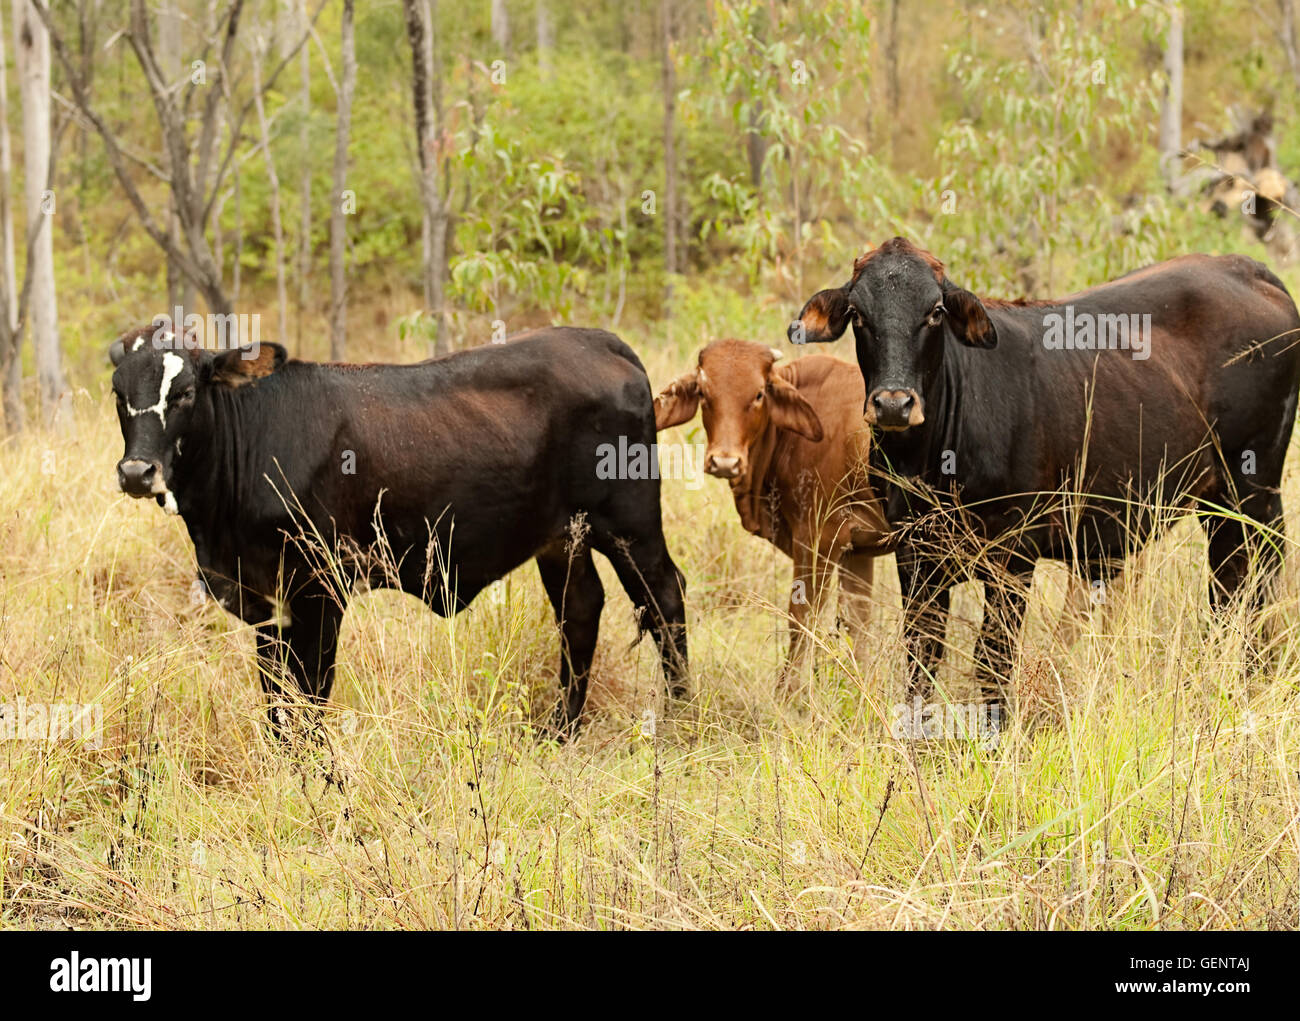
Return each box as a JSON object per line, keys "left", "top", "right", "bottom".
{"left": 109, "top": 325, "right": 286, "bottom": 513}
{"left": 788, "top": 237, "right": 997, "bottom": 431}
{"left": 654, "top": 338, "right": 823, "bottom": 481}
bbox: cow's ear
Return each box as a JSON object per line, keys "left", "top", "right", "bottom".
{"left": 790, "top": 288, "right": 851, "bottom": 344}
{"left": 768, "top": 369, "right": 824, "bottom": 443}
{"left": 209, "top": 343, "right": 288, "bottom": 386}
{"left": 941, "top": 281, "right": 998, "bottom": 348}
{"left": 109, "top": 337, "right": 126, "bottom": 366}
{"left": 654, "top": 372, "right": 700, "bottom": 430}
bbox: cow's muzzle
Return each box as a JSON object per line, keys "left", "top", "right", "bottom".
{"left": 117, "top": 457, "right": 164, "bottom": 497}
{"left": 866, "top": 389, "right": 924, "bottom": 431}
{"left": 705, "top": 452, "right": 746, "bottom": 479}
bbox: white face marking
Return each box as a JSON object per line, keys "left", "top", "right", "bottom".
{"left": 126, "top": 352, "right": 185, "bottom": 428}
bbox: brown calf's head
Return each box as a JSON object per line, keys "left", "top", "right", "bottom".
{"left": 109, "top": 324, "right": 286, "bottom": 513}
{"left": 654, "top": 339, "right": 823, "bottom": 481}
{"left": 788, "top": 237, "right": 997, "bottom": 431}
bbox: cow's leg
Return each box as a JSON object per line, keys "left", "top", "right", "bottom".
{"left": 1199, "top": 491, "right": 1284, "bottom": 611}
{"left": 283, "top": 592, "right": 345, "bottom": 700}
{"left": 836, "top": 548, "right": 875, "bottom": 670}
{"left": 594, "top": 530, "right": 689, "bottom": 702}
{"left": 1200, "top": 485, "right": 1285, "bottom": 675}
{"left": 896, "top": 545, "right": 951, "bottom": 702}
{"left": 779, "top": 533, "right": 832, "bottom": 697}
{"left": 254, "top": 592, "right": 344, "bottom": 737}
{"left": 255, "top": 624, "right": 292, "bottom": 737}
{"left": 536, "top": 543, "right": 605, "bottom": 735}
{"left": 973, "top": 566, "right": 1032, "bottom": 708}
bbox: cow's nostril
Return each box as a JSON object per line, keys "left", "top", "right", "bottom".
{"left": 117, "top": 458, "right": 160, "bottom": 497}
{"left": 869, "top": 389, "right": 920, "bottom": 429}
{"left": 706, "top": 454, "right": 743, "bottom": 478}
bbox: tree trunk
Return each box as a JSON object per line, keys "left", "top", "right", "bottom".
{"left": 159, "top": 2, "right": 191, "bottom": 322}
{"left": 885, "top": 0, "right": 900, "bottom": 149}
{"left": 12, "top": 0, "right": 66, "bottom": 426}
{"left": 491, "top": 0, "right": 509, "bottom": 52}
{"left": 661, "top": 0, "right": 677, "bottom": 309}
{"left": 297, "top": 0, "right": 311, "bottom": 353}
{"left": 404, "top": 0, "right": 448, "bottom": 355}
{"left": 330, "top": 0, "right": 355, "bottom": 361}
{"left": 0, "top": 0, "right": 21, "bottom": 432}
{"left": 536, "top": 0, "right": 552, "bottom": 77}
{"left": 1158, "top": 2, "right": 1183, "bottom": 191}
{"left": 1279, "top": 1, "right": 1300, "bottom": 92}
{"left": 252, "top": 44, "right": 288, "bottom": 348}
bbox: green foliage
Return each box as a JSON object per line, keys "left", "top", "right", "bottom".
{"left": 35, "top": 0, "right": 1300, "bottom": 366}
{"left": 689, "top": 0, "right": 891, "bottom": 299}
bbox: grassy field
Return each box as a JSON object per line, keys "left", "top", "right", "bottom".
{"left": 1, "top": 334, "right": 1298, "bottom": 931}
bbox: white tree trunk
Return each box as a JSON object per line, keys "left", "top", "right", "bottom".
{"left": 330, "top": 0, "right": 355, "bottom": 361}
{"left": 491, "top": 0, "right": 509, "bottom": 51}
{"left": 1158, "top": 2, "right": 1184, "bottom": 191}
{"left": 297, "top": 0, "right": 311, "bottom": 353}
{"left": 159, "top": 2, "right": 191, "bottom": 321}
{"left": 661, "top": 0, "right": 677, "bottom": 294}
{"left": 11, "top": 0, "right": 66, "bottom": 426}
{"left": 536, "top": 0, "right": 552, "bottom": 77}
{"left": 404, "top": 0, "right": 448, "bottom": 355}
{"left": 252, "top": 43, "right": 288, "bottom": 348}
{"left": 0, "top": 0, "right": 22, "bottom": 432}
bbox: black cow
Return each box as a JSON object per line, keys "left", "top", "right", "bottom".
{"left": 109, "top": 325, "right": 688, "bottom": 734}
{"left": 792, "top": 238, "right": 1300, "bottom": 706}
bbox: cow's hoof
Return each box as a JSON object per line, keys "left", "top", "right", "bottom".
{"left": 549, "top": 708, "right": 581, "bottom": 743}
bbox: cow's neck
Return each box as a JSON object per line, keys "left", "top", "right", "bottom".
{"left": 730, "top": 420, "right": 780, "bottom": 538}
{"left": 872, "top": 342, "right": 964, "bottom": 521}
{"left": 170, "top": 385, "right": 262, "bottom": 562}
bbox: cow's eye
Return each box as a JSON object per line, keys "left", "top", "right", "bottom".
{"left": 170, "top": 387, "right": 195, "bottom": 404}
{"left": 926, "top": 306, "right": 946, "bottom": 328}
{"left": 754, "top": 390, "right": 764, "bottom": 403}
{"left": 849, "top": 306, "right": 865, "bottom": 327}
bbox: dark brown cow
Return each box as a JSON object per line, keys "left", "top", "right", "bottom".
{"left": 108, "top": 324, "right": 689, "bottom": 735}
{"left": 654, "top": 339, "right": 890, "bottom": 688}
{"left": 792, "top": 238, "right": 1300, "bottom": 709}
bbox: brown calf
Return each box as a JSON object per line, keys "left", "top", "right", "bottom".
{"left": 655, "top": 339, "right": 890, "bottom": 688}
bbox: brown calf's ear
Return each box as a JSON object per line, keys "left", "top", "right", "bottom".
{"left": 654, "top": 371, "right": 701, "bottom": 430}
{"left": 768, "top": 371, "right": 824, "bottom": 443}
{"left": 942, "top": 283, "right": 998, "bottom": 349}
{"left": 790, "top": 288, "right": 852, "bottom": 345}
{"left": 210, "top": 343, "right": 288, "bottom": 386}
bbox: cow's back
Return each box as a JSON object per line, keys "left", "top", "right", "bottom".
{"left": 200, "top": 328, "right": 659, "bottom": 609}
{"left": 927, "top": 253, "right": 1300, "bottom": 553}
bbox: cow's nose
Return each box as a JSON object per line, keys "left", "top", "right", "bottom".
{"left": 706, "top": 453, "right": 744, "bottom": 479}
{"left": 868, "top": 389, "right": 922, "bottom": 430}
{"left": 117, "top": 458, "right": 160, "bottom": 497}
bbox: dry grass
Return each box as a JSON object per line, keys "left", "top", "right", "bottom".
{"left": 1, "top": 342, "right": 1298, "bottom": 930}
